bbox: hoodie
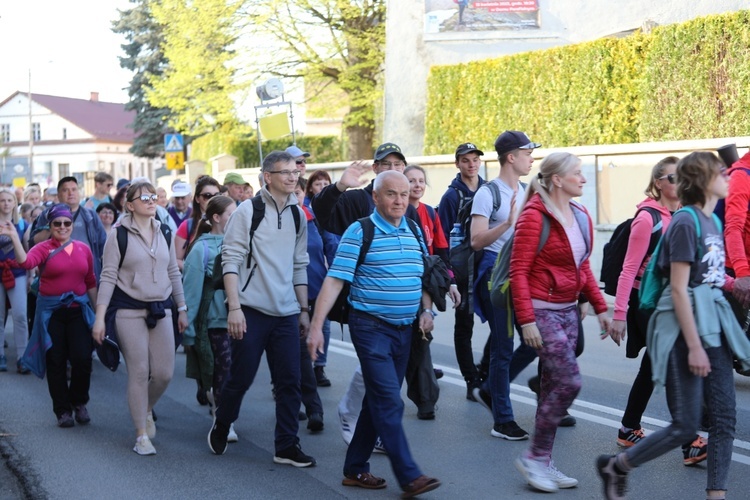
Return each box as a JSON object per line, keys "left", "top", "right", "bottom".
{"left": 724, "top": 153, "right": 750, "bottom": 277}
{"left": 613, "top": 198, "right": 673, "bottom": 322}
{"left": 437, "top": 173, "right": 485, "bottom": 241}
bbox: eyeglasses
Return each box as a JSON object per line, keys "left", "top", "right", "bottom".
{"left": 134, "top": 194, "right": 158, "bottom": 203}
{"left": 267, "top": 170, "right": 301, "bottom": 178}
{"left": 295, "top": 159, "right": 306, "bottom": 165}
{"left": 51, "top": 220, "right": 73, "bottom": 228}
{"left": 199, "top": 192, "right": 217, "bottom": 200}
{"left": 379, "top": 161, "right": 405, "bottom": 169}
{"left": 658, "top": 174, "right": 675, "bottom": 184}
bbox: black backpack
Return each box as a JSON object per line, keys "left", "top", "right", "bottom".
{"left": 449, "top": 182, "right": 501, "bottom": 313}
{"left": 600, "top": 206, "right": 661, "bottom": 296}
{"left": 116, "top": 223, "right": 172, "bottom": 269}
{"left": 211, "top": 195, "right": 301, "bottom": 291}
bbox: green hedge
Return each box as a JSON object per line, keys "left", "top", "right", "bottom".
{"left": 425, "top": 10, "right": 750, "bottom": 153}
{"left": 190, "top": 131, "right": 344, "bottom": 168}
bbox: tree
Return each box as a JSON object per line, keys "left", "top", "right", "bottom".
{"left": 241, "top": 0, "right": 386, "bottom": 160}
{"left": 112, "top": 0, "right": 171, "bottom": 158}
{"left": 146, "top": 0, "right": 242, "bottom": 137}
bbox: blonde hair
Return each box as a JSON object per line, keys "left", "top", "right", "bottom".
{"left": 644, "top": 156, "right": 679, "bottom": 201}
{"left": 0, "top": 188, "right": 19, "bottom": 224}
{"left": 521, "top": 152, "right": 581, "bottom": 224}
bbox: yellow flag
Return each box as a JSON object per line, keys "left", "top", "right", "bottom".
{"left": 259, "top": 111, "right": 291, "bottom": 140}
{"left": 12, "top": 177, "right": 26, "bottom": 188}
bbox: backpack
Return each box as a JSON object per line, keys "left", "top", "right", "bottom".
{"left": 116, "top": 223, "right": 172, "bottom": 269}
{"left": 211, "top": 195, "right": 301, "bottom": 291}
{"left": 600, "top": 206, "right": 662, "bottom": 296}
{"left": 449, "top": 182, "right": 502, "bottom": 314}
{"left": 639, "top": 206, "right": 717, "bottom": 313}
{"left": 328, "top": 216, "right": 448, "bottom": 323}
{"left": 489, "top": 214, "right": 550, "bottom": 309}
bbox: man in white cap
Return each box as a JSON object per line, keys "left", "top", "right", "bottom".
{"left": 168, "top": 181, "right": 192, "bottom": 227}
{"left": 286, "top": 145, "right": 311, "bottom": 178}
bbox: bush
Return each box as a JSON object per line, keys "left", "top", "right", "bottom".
{"left": 425, "top": 10, "right": 750, "bottom": 153}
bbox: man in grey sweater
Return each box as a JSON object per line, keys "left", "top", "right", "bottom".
{"left": 208, "top": 150, "right": 315, "bottom": 468}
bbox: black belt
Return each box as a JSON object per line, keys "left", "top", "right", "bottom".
{"left": 350, "top": 309, "right": 414, "bottom": 331}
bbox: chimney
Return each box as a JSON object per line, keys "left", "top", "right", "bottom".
{"left": 90, "top": 92, "right": 99, "bottom": 102}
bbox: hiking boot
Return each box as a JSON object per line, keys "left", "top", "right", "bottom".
{"left": 0, "top": 355, "right": 6, "bottom": 372}
{"left": 472, "top": 386, "right": 492, "bottom": 415}
{"left": 682, "top": 435, "right": 708, "bottom": 466}
{"left": 491, "top": 421, "right": 529, "bottom": 440}
{"left": 617, "top": 427, "right": 645, "bottom": 448}
{"left": 207, "top": 416, "right": 229, "bottom": 455}
{"left": 146, "top": 411, "right": 156, "bottom": 439}
{"left": 547, "top": 461, "right": 578, "bottom": 488}
{"left": 596, "top": 454, "right": 628, "bottom": 500}
{"left": 273, "top": 442, "right": 316, "bottom": 468}
{"left": 314, "top": 366, "right": 331, "bottom": 387}
{"left": 515, "top": 456, "right": 558, "bottom": 493}
{"left": 73, "top": 405, "right": 90, "bottom": 425}
{"left": 307, "top": 412, "right": 324, "bottom": 432}
{"left": 133, "top": 434, "right": 156, "bottom": 456}
{"left": 57, "top": 412, "right": 75, "bottom": 428}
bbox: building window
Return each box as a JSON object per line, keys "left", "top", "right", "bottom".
{"left": 32, "top": 123, "right": 41, "bottom": 141}
{"left": 58, "top": 163, "right": 70, "bottom": 178}
{"left": 0, "top": 124, "right": 9, "bottom": 143}
{"left": 62, "top": 128, "right": 67, "bottom": 140}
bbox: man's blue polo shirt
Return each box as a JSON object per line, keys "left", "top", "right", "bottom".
{"left": 328, "top": 210, "right": 424, "bottom": 326}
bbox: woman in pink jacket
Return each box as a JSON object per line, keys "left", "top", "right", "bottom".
{"left": 510, "top": 152, "right": 610, "bottom": 492}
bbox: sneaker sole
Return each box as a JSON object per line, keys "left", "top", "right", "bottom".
{"left": 491, "top": 429, "right": 529, "bottom": 441}
{"left": 207, "top": 416, "right": 228, "bottom": 455}
{"left": 616, "top": 438, "right": 638, "bottom": 448}
{"left": 273, "top": 456, "right": 315, "bottom": 468}
{"left": 514, "top": 458, "right": 558, "bottom": 493}
{"left": 683, "top": 454, "right": 707, "bottom": 466}
{"left": 133, "top": 446, "right": 156, "bottom": 456}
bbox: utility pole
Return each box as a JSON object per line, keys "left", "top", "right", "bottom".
{"left": 28, "top": 68, "right": 33, "bottom": 176}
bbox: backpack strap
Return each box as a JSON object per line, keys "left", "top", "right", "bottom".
{"left": 245, "top": 195, "right": 266, "bottom": 268}
{"left": 38, "top": 240, "right": 73, "bottom": 276}
{"left": 291, "top": 204, "right": 302, "bottom": 235}
{"left": 117, "top": 225, "right": 128, "bottom": 269}
{"left": 201, "top": 239, "right": 209, "bottom": 271}
{"left": 484, "top": 182, "right": 502, "bottom": 221}
{"left": 405, "top": 218, "right": 429, "bottom": 257}
{"left": 355, "top": 217, "right": 376, "bottom": 271}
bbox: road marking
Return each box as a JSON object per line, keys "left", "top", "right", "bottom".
{"left": 329, "top": 339, "right": 750, "bottom": 464}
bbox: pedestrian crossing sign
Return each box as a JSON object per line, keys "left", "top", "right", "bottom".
{"left": 164, "top": 134, "right": 184, "bottom": 152}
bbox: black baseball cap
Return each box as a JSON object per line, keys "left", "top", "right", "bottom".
{"left": 374, "top": 142, "right": 406, "bottom": 162}
{"left": 494, "top": 130, "right": 541, "bottom": 156}
{"left": 455, "top": 142, "right": 484, "bottom": 159}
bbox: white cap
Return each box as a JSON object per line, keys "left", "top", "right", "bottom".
{"left": 171, "top": 182, "right": 191, "bottom": 197}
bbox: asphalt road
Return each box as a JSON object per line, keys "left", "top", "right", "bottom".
{"left": 2, "top": 311, "right": 750, "bottom": 499}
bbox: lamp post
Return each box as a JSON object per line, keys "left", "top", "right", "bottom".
{"left": 28, "top": 68, "right": 33, "bottom": 176}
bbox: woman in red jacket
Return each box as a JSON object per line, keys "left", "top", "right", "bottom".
{"left": 510, "top": 152, "right": 610, "bottom": 492}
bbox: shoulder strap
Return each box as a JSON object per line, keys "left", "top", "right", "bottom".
{"left": 247, "top": 195, "right": 266, "bottom": 268}
{"left": 425, "top": 204, "right": 437, "bottom": 225}
{"left": 537, "top": 214, "right": 550, "bottom": 253}
{"left": 486, "top": 181, "right": 502, "bottom": 213}
{"left": 160, "top": 223, "right": 172, "bottom": 249}
{"left": 291, "top": 205, "right": 301, "bottom": 234}
{"left": 355, "top": 217, "right": 375, "bottom": 270}
{"left": 405, "top": 217, "right": 428, "bottom": 256}
{"left": 117, "top": 225, "right": 128, "bottom": 269}
{"left": 39, "top": 240, "right": 74, "bottom": 275}
{"left": 201, "top": 239, "right": 209, "bottom": 271}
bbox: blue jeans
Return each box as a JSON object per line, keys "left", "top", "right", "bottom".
{"left": 314, "top": 318, "right": 331, "bottom": 366}
{"left": 624, "top": 336, "right": 702, "bottom": 466}
{"left": 344, "top": 310, "right": 422, "bottom": 487}
{"left": 704, "top": 340, "right": 736, "bottom": 492}
{"left": 216, "top": 307, "right": 301, "bottom": 453}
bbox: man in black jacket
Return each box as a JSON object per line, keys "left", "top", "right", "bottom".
{"left": 312, "top": 143, "right": 440, "bottom": 443}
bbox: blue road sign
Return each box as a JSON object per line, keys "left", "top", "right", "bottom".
{"left": 164, "top": 134, "right": 184, "bottom": 152}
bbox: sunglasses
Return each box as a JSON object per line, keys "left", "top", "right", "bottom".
{"left": 199, "top": 192, "right": 217, "bottom": 200}
{"left": 51, "top": 220, "right": 73, "bottom": 228}
{"left": 658, "top": 174, "right": 675, "bottom": 184}
{"left": 134, "top": 194, "right": 158, "bottom": 203}
{"left": 295, "top": 159, "right": 306, "bottom": 165}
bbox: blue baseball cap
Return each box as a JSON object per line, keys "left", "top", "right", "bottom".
{"left": 285, "top": 145, "right": 310, "bottom": 158}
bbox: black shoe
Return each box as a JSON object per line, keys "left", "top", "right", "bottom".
{"left": 151, "top": 408, "right": 158, "bottom": 422}
{"left": 208, "top": 416, "right": 229, "bottom": 455}
{"left": 491, "top": 421, "right": 529, "bottom": 440}
{"left": 74, "top": 405, "right": 90, "bottom": 425}
{"left": 298, "top": 411, "right": 307, "bottom": 421}
{"left": 417, "top": 409, "right": 435, "bottom": 420}
{"left": 475, "top": 363, "right": 489, "bottom": 383}
{"left": 472, "top": 386, "right": 493, "bottom": 415}
{"left": 57, "top": 412, "right": 75, "bottom": 428}
{"left": 596, "top": 454, "right": 628, "bottom": 499}
{"left": 433, "top": 368, "right": 444, "bottom": 380}
{"left": 559, "top": 412, "right": 576, "bottom": 427}
{"left": 466, "top": 384, "right": 477, "bottom": 401}
{"left": 307, "top": 413, "right": 324, "bottom": 432}
{"left": 314, "top": 366, "right": 331, "bottom": 387}
{"left": 273, "top": 442, "right": 316, "bottom": 467}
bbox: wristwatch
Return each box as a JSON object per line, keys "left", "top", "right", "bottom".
{"left": 177, "top": 305, "right": 188, "bottom": 312}
{"left": 423, "top": 309, "right": 438, "bottom": 318}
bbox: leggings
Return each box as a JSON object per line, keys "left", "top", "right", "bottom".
{"left": 527, "top": 306, "right": 581, "bottom": 463}
{"left": 117, "top": 309, "right": 175, "bottom": 432}
{"left": 207, "top": 328, "right": 232, "bottom": 407}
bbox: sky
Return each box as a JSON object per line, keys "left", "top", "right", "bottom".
{"left": 0, "top": 0, "right": 133, "bottom": 103}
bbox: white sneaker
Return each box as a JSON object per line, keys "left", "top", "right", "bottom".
{"left": 547, "top": 462, "right": 578, "bottom": 488}
{"left": 227, "top": 423, "right": 239, "bottom": 443}
{"left": 515, "top": 456, "right": 558, "bottom": 492}
{"left": 338, "top": 408, "right": 355, "bottom": 445}
{"left": 146, "top": 411, "right": 156, "bottom": 440}
{"left": 133, "top": 434, "right": 156, "bottom": 456}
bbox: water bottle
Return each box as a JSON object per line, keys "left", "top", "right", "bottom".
{"left": 449, "top": 223, "right": 463, "bottom": 249}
